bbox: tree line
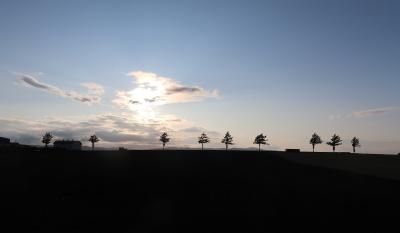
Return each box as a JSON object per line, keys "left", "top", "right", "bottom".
{"left": 310, "top": 133, "right": 361, "bottom": 153}
{"left": 41, "top": 131, "right": 361, "bottom": 153}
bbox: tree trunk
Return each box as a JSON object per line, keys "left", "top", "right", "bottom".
{"left": 312, "top": 144, "right": 315, "bottom": 152}
{"left": 163, "top": 143, "right": 165, "bottom": 150}
{"left": 353, "top": 147, "right": 355, "bottom": 153}
{"left": 259, "top": 144, "right": 261, "bottom": 152}
{"left": 202, "top": 143, "right": 204, "bottom": 150}
{"left": 226, "top": 144, "right": 228, "bottom": 151}
{"left": 92, "top": 142, "right": 94, "bottom": 150}
{"left": 333, "top": 146, "right": 335, "bottom": 152}
{"left": 45, "top": 143, "right": 48, "bottom": 148}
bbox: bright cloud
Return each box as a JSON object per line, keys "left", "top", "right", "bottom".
{"left": 113, "top": 71, "right": 219, "bottom": 121}
{"left": 16, "top": 73, "right": 105, "bottom": 104}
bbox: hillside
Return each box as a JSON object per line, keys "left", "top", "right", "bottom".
{"left": 0, "top": 148, "right": 400, "bottom": 232}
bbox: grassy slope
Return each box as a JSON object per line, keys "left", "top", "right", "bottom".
{"left": 0, "top": 149, "right": 399, "bottom": 232}
{"left": 280, "top": 152, "right": 400, "bottom": 181}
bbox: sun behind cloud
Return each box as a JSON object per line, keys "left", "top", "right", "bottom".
{"left": 113, "top": 71, "right": 219, "bottom": 123}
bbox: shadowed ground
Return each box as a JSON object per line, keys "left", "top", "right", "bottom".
{"left": 0, "top": 148, "right": 399, "bottom": 232}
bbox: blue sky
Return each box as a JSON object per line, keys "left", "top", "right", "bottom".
{"left": 0, "top": 0, "right": 399, "bottom": 153}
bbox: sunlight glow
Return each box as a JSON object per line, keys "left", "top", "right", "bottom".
{"left": 113, "top": 71, "right": 218, "bottom": 124}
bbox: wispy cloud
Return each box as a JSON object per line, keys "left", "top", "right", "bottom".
{"left": 15, "top": 73, "right": 104, "bottom": 104}
{"left": 352, "top": 107, "right": 400, "bottom": 118}
{"left": 181, "top": 126, "right": 221, "bottom": 137}
{"left": 330, "top": 106, "right": 400, "bottom": 120}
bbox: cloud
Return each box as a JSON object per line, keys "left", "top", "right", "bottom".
{"left": 352, "top": 107, "right": 400, "bottom": 118}
{"left": 182, "top": 127, "right": 208, "bottom": 133}
{"left": 15, "top": 73, "right": 104, "bottom": 104}
{"left": 5, "top": 70, "right": 223, "bottom": 149}
{"left": 166, "top": 86, "right": 203, "bottom": 95}
{"left": 95, "top": 130, "right": 151, "bottom": 143}
{"left": 330, "top": 106, "right": 400, "bottom": 119}
{"left": 113, "top": 71, "right": 219, "bottom": 111}
{"left": 0, "top": 113, "right": 219, "bottom": 149}
{"left": 181, "top": 127, "right": 221, "bottom": 137}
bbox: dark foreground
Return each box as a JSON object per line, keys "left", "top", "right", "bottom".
{"left": 1, "top": 148, "right": 400, "bottom": 232}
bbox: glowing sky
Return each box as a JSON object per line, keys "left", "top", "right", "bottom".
{"left": 0, "top": 0, "right": 399, "bottom": 153}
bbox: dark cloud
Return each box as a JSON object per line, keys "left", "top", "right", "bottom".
{"left": 166, "top": 86, "right": 202, "bottom": 95}
{"left": 129, "top": 100, "right": 140, "bottom": 104}
{"left": 144, "top": 97, "right": 160, "bottom": 103}
{"left": 21, "top": 76, "right": 52, "bottom": 90}
{"left": 52, "top": 130, "right": 79, "bottom": 140}
{"left": 75, "top": 97, "right": 91, "bottom": 102}
{"left": 128, "top": 97, "right": 161, "bottom": 104}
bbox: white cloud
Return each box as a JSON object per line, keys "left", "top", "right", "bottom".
{"left": 113, "top": 71, "right": 219, "bottom": 116}
{"left": 15, "top": 73, "right": 105, "bottom": 104}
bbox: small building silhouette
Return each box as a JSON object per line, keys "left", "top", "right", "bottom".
{"left": 118, "top": 147, "right": 128, "bottom": 151}
{"left": 53, "top": 140, "right": 82, "bottom": 150}
{"left": 285, "top": 148, "right": 301, "bottom": 153}
{"left": 0, "top": 137, "right": 11, "bottom": 145}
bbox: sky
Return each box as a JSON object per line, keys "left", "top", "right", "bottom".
{"left": 0, "top": 0, "right": 399, "bottom": 153}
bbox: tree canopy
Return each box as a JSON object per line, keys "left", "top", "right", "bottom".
{"left": 351, "top": 137, "right": 361, "bottom": 153}
{"left": 89, "top": 134, "right": 99, "bottom": 143}
{"left": 221, "top": 131, "right": 233, "bottom": 150}
{"left": 327, "top": 134, "right": 342, "bottom": 152}
{"left": 253, "top": 134, "right": 269, "bottom": 151}
{"left": 198, "top": 133, "right": 210, "bottom": 150}
{"left": 42, "top": 132, "right": 53, "bottom": 148}
{"left": 89, "top": 134, "right": 100, "bottom": 150}
{"left": 160, "top": 132, "right": 170, "bottom": 150}
{"left": 309, "top": 133, "right": 323, "bottom": 152}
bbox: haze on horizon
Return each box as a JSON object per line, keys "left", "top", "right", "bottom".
{"left": 0, "top": 0, "right": 399, "bottom": 154}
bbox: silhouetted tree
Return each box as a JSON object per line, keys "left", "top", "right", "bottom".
{"left": 309, "top": 133, "right": 323, "bottom": 152}
{"left": 351, "top": 137, "right": 361, "bottom": 153}
{"left": 160, "top": 132, "right": 170, "bottom": 150}
{"left": 327, "top": 134, "right": 342, "bottom": 152}
{"left": 253, "top": 134, "right": 269, "bottom": 151}
{"left": 221, "top": 131, "right": 233, "bottom": 151}
{"left": 89, "top": 134, "right": 100, "bottom": 150}
{"left": 198, "top": 132, "right": 210, "bottom": 150}
{"left": 42, "top": 132, "right": 53, "bottom": 148}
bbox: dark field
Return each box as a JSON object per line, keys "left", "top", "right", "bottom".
{"left": 1, "top": 148, "right": 399, "bottom": 232}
